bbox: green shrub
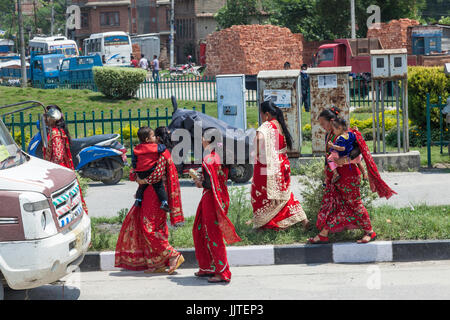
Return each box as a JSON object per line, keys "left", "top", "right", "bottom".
{"left": 117, "top": 125, "right": 139, "bottom": 140}
{"left": 297, "top": 160, "right": 377, "bottom": 225}
{"left": 10, "top": 130, "right": 31, "bottom": 148}
{"left": 302, "top": 124, "right": 311, "bottom": 141}
{"left": 386, "top": 125, "right": 449, "bottom": 148}
{"left": 408, "top": 66, "right": 449, "bottom": 130}
{"left": 93, "top": 67, "right": 147, "bottom": 99}
{"left": 362, "top": 127, "right": 373, "bottom": 141}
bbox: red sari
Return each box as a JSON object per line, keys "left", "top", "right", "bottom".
{"left": 43, "top": 127, "right": 88, "bottom": 214}
{"left": 251, "top": 120, "right": 307, "bottom": 230}
{"left": 316, "top": 130, "right": 396, "bottom": 233}
{"left": 193, "top": 150, "right": 241, "bottom": 282}
{"left": 114, "top": 150, "right": 185, "bottom": 271}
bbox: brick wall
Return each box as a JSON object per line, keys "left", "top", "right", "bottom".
{"left": 205, "top": 25, "right": 303, "bottom": 76}
{"left": 367, "top": 18, "right": 420, "bottom": 53}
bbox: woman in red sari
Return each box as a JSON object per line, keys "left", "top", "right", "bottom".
{"left": 192, "top": 135, "right": 241, "bottom": 283}
{"left": 251, "top": 101, "right": 309, "bottom": 231}
{"left": 115, "top": 127, "right": 185, "bottom": 273}
{"left": 308, "top": 107, "right": 396, "bottom": 244}
{"left": 43, "top": 105, "right": 88, "bottom": 214}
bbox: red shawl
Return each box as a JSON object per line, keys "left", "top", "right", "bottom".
{"left": 351, "top": 128, "right": 397, "bottom": 199}
{"left": 202, "top": 151, "right": 241, "bottom": 245}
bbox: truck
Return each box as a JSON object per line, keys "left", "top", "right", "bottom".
{"left": 59, "top": 55, "right": 103, "bottom": 84}
{"left": 312, "top": 38, "right": 418, "bottom": 76}
{"left": 0, "top": 101, "right": 91, "bottom": 300}
{"left": 0, "top": 53, "right": 64, "bottom": 88}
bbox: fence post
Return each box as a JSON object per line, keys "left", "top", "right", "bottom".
{"left": 426, "top": 93, "right": 432, "bottom": 169}
{"left": 20, "top": 112, "right": 25, "bottom": 150}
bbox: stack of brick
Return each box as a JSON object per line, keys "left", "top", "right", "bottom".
{"left": 205, "top": 25, "right": 303, "bottom": 76}
{"left": 367, "top": 18, "right": 420, "bottom": 52}
{"left": 132, "top": 43, "right": 141, "bottom": 59}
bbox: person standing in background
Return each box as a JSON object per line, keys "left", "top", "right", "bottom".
{"left": 301, "top": 64, "right": 310, "bottom": 112}
{"left": 139, "top": 54, "right": 149, "bottom": 71}
{"left": 152, "top": 55, "right": 160, "bottom": 82}
{"left": 130, "top": 55, "right": 138, "bottom": 68}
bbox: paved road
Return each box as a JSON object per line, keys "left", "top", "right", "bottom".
{"left": 85, "top": 172, "right": 450, "bottom": 218}
{"left": 4, "top": 261, "right": 450, "bottom": 300}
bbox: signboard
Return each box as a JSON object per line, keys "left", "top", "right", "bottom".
{"left": 263, "top": 89, "right": 291, "bottom": 108}
{"left": 318, "top": 74, "right": 337, "bottom": 89}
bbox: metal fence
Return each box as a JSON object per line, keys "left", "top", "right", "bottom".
{"left": 2, "top": 104, "right": 206, "bottom": 157}
{"left": 1, "top": 75, "right": 399, "bottom": 109}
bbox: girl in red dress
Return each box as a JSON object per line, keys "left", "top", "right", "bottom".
{"left": 43, "top": 105, "right": 88, "bottom": 214}
{"left": 192, "top": 135, "right": 241, "bottom": 283}
{"left": 251, "top": 101, "right": 309, "bottom": 231}
{"left": 308, "top": 107, "right": 396, "bottom": 244}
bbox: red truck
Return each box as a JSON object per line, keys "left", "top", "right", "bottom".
{"left": 312, "top": 38, "right": 418, "bottom": 75}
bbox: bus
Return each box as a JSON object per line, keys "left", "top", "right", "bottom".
{"left": 0, "top": 39, "right": 15, "bottom": 54}
{"left": 29, "top": 36, "right": 79, "bottom": 58}
{"left": 83, "top": 32, "right": 132, "bottom": 67}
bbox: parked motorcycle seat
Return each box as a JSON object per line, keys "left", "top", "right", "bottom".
{"left": 71, "top": 134, "right": 119, "bottom": 156}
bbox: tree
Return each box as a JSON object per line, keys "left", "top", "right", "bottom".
{"left": 215, "top": 0, "right": 261, "bottom": 30}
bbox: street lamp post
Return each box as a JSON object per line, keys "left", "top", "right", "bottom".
{"left": 351, "top": 0, "right": 356, "bottom": 39}
{"left": 170, "top": 0, "right": 174, "bottom": 68}
{"left": 17, "top": 0, "right": 27, "bottom": 87}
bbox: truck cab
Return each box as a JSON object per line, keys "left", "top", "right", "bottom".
{"left": 0, "top": 102, "right": 91, "bottom": 299}
{"left": 29, "top": 53, "right": 64, "bottom": 88}
{"left": 59, "top": 55, "right": 103, "bottom": 84}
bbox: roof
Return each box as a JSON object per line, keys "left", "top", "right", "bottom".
{"left": 307, "top": 66, "right": 352, "bottom": 75}
{"left": 370, "top": 48, "right": 407, "bottom": 55}
{"left": 85, "top": 1, "right": 130, "bottom": 7}
{"left": 257, "top": 70, "right": 301, "bottom": 79}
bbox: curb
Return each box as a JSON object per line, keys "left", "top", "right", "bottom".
{"left": 79, "top": 240, "right": 450, "bottom": 272}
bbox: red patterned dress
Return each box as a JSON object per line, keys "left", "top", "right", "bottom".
{"left": 192, "top": 150, "right": 241, "bottom": 282}
{"left": 251, "top": 120, "right": 307, "bottom": 230}
{"left": 43, "top": 127, "right": 88, "bottom": 214}
{"left": 316, "top": 129, "right": 396, "bottom": 233}
{"left": 115, "top": 150, "right": 185, "bottom": 271}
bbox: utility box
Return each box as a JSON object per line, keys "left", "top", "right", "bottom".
{"left": 216, "top": 74, "right": 247, "bottom": 130}
{"left": 307, "top": 66, "right": 351, "bottom": 155}
{"left": 257, "top": 70, "right": 302, "bottom": 157}
{"left": 371, "top": 49, "right": 408, "bottom": 80}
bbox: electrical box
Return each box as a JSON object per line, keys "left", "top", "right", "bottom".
{"left": 216, "top": 74, "right": 247, "bottom": 130}
{"left": 257, "top": 69, "right": 302, "bottom": 157}
{"left": 371, "top": 49, "right": 408, "bottom": 80}
{"left": 307, "top": 66, "right": 352, "bottom": 155}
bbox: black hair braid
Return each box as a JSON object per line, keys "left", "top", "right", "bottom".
{"left": 155, "top": 126, "right": 174, "bottom": 151}
{"left": 260, "top": 101, "right": 293, "bottom": 150}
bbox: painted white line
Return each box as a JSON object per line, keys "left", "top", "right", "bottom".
{"left": 227, "top": 245, "right": 275, "bottom": 267}
{"left": 100, "top": 251, "right": 121, "bottom": 271}
{"left": 333, "top": 241, "right": 393, "bottom": 263}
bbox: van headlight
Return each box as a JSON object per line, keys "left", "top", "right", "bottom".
{"left": 23, "top": 199, "right": 50, "bottom": 212}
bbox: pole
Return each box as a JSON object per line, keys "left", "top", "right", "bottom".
{"left": 350, "top": 0, "right": 356, "bottom": 39}
{"left": 17, "top": 0, "right": 27, "bottom": 87}
{"left": 170, "top": 0, "right": 175, "bottom": 68}
{"left": 51, "top": 0, "right": 55, "bottom": 36}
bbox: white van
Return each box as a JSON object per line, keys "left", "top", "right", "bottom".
{"left": 83, "top": 31, "right": 132, "bottom": 66}
{"left": 29, "top": 36, "right": 79, "bottom": 58}
{"left": 0, "top": 102, "right": 90, "bottom": 299}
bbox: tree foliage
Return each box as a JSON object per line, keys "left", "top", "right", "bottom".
{"left": 215, "top": 0, "right": 262, "bottom": 30}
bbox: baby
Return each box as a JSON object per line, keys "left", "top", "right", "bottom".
{"left": 327, "top": 118, "right": 367, "bottom": 184}
{"left": 132, "top": 126, "right": 169, "bottom": 212}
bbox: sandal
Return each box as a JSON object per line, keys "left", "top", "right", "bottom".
{"left": 357, "top": 232, "right": 377, "bottom": 244}
{"left": 307, "top": 234, "right": 329, "bottom": 244}
{"left": 168, "top": 254, "right": 185, "bottom": 275}
{"left": 208, "top": 275, "right": 230, "bottom": 284}
{"left": 144, "top": 267, "right": 166, "bottom": 274}
{"left": 195, "top": 271, "right": 214, "bottom": 278}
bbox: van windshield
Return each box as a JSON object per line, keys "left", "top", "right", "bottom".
{"left": 0, "top": 120, "right": 27, "bottom": 170}
{"left": 43, "top": 56, "right": 62, "bottom": 72}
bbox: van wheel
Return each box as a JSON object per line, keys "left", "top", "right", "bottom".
{"left": 102, "top": 168, "right": 123, "bottom": 185}
{"left": 0, "top": 281, "right": 4, "bottom": 300}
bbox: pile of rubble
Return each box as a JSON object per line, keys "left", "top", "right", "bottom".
{"left": 367, "top": 18, "right": 420, "bottom": 52}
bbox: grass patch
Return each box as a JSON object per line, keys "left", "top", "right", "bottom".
{"left": 89, "top": 187, "right": 450, "bottom": 251}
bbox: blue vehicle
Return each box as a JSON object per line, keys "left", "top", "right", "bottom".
{"left": 59, "top": 55, "right": 103, "bottom": 84}
{"left": 1, "top": 53, "right": 63, "bottom": 88}
{"left": 28, "top": 121, "right": 128, "bottom": 185}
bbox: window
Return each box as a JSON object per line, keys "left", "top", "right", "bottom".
{"left": 81, "top": 12, "right": 89, "bottom": 28}
{"left": 100, "top": 12, "right": 120, "bottom": 27}
{"left": 317, "top": 48, "right": 334, "bottom": 63}
{"left": 61, "top": 60, "right": 70, "bottom": 71}
{"left": 377, "top": 58, "right": 384, "bottom": 68}
{"left": 394, "top": 57, "right": 402, "bottom": 68}
{"left": 78, "top": 57, "right": 94, "bottom": 65}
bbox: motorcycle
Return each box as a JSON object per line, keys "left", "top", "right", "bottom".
{"left": 28, "top": 122, "right": 128, "bottom": 185}
{"left": 169, "top": 63, "right": 204, "bottom": 78}
{"left": 168, "top": 96, "right": 254, "bottom": 184}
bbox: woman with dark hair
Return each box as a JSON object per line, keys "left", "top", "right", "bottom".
{"left": 309, "top": 106, "right": 396, "bottom": 244}
{"left": 191, "top": 133, "right": 241, "bottom": 283}
{"left": 250, "top": 101, "right": 309, "bottom": 230}
{"left": 154, "top": 126, "right": 174, "bottom": 151}
{"left": 115, "top": 126, "right": 185, "bottom": 274}
{"left": 43, "top": 104, "right": 88, "bottom": 214}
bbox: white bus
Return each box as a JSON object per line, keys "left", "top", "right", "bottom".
{"left": 83, "top": 32, "right": 132, "bottom": 67}
{"left": 29, "top": 36, "right": 79, "bottom": 57}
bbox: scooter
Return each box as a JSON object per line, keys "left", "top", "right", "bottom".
{"left": 28, "top": 122, "right": 128, "bottom": 185}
